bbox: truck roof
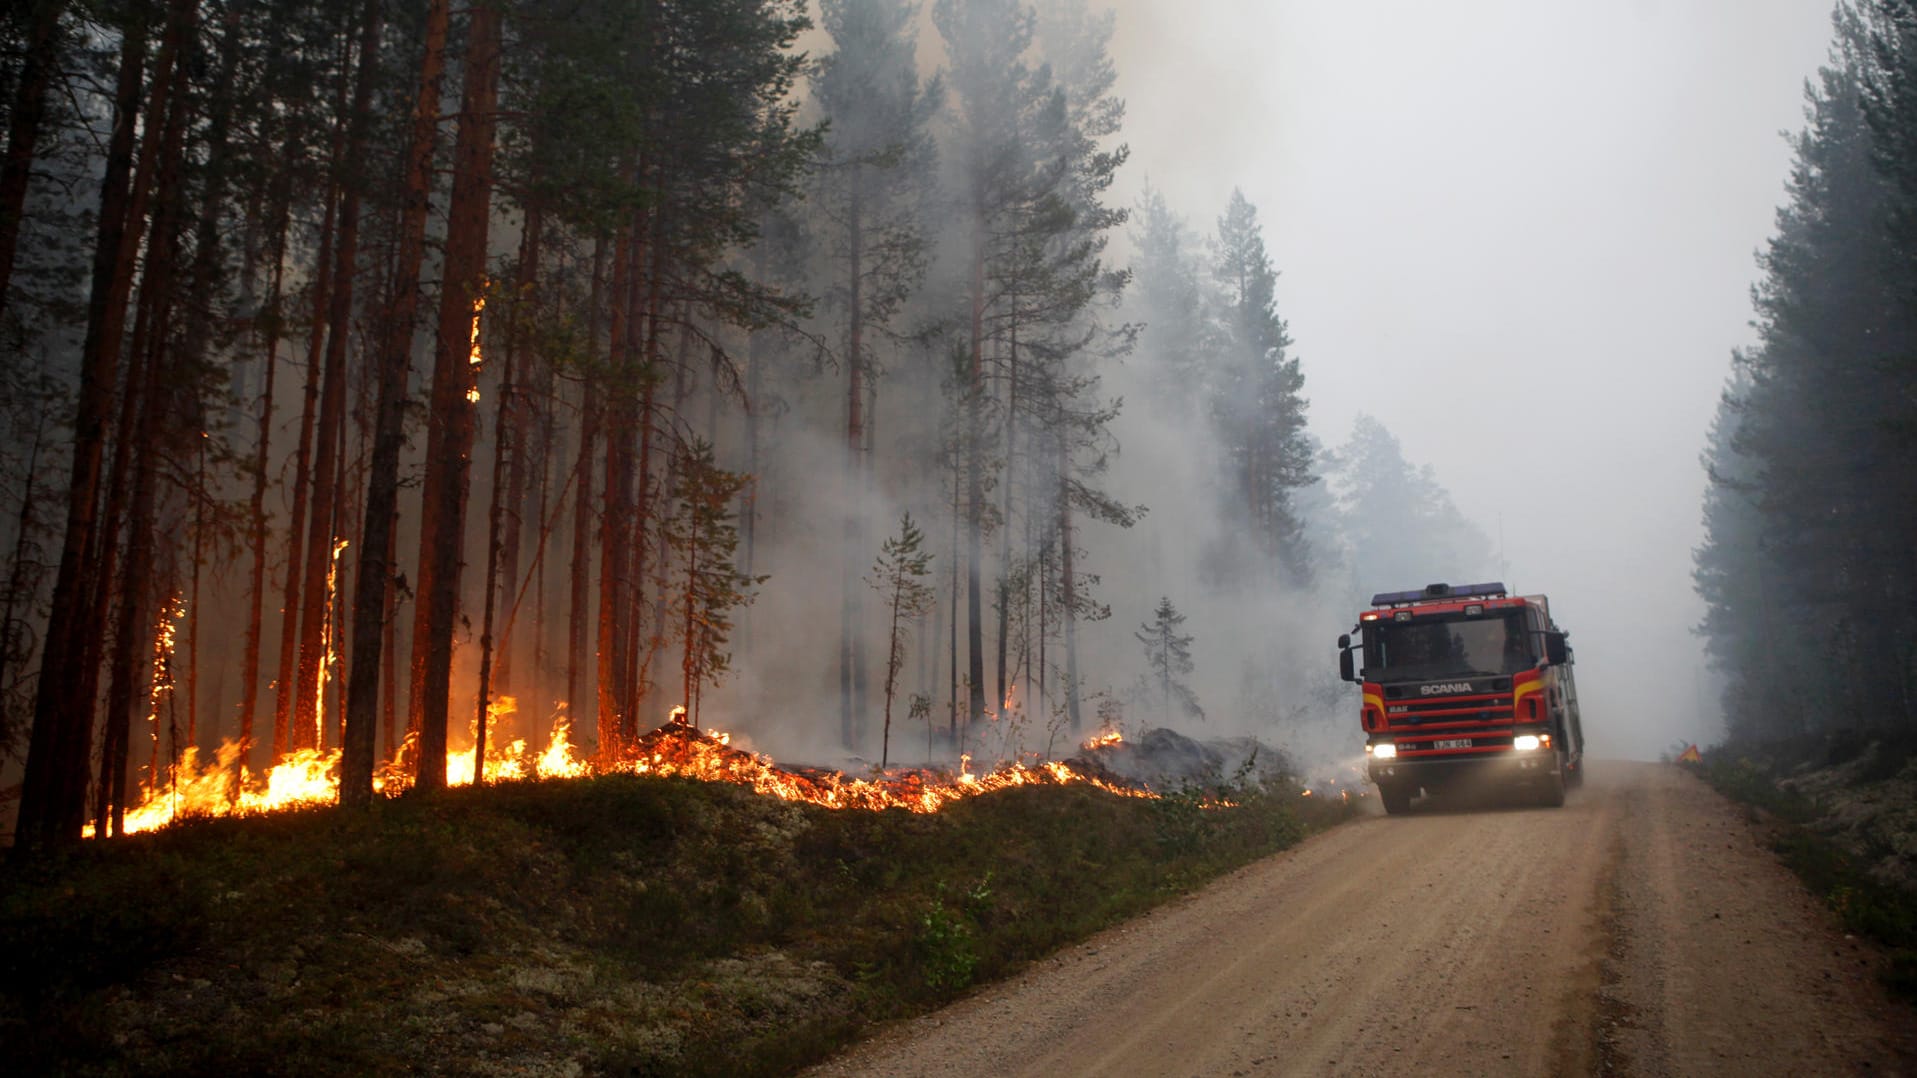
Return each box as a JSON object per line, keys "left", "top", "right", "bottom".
{"left": 1358, "top": 582, "right": 1552, "bottom": 624}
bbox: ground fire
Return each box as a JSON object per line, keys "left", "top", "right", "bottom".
{"left": 85, "top": 701, "right": 1161, "bottom": 837}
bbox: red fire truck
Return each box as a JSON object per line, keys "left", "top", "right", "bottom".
{"left": 1336, "top": 582, "right": 1584, "bottom": 814}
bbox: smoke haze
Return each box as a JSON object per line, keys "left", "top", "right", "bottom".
{"left": 1100, "top": 0, "right": 1836, "bottom": 758}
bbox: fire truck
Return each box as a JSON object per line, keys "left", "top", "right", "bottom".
{"left": 1336, "top": 582, "right": 1584, "bottom": 814}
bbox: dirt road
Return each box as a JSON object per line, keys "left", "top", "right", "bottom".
{"left": 811, "top": 761, "right": 1916, "bottom": 1077}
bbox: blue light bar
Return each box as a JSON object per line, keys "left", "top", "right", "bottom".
{"left": 1368, "top": 581, "right": 1508, "bottom": 607}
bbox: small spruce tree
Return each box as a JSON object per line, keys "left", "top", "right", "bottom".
{"left": 1135, "top": 596, "right": 1202, "bottom": 724}
{"left": 663, "top": 440, "right": 762, "bottom": 728}
{"left": 868, "top": 512, "right": 936, "bottom": 768}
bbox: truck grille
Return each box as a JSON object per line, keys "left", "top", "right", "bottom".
{"left": 1383, "top": 693, "right": 1513, "bottom": 728}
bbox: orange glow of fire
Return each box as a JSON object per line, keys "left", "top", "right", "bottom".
{"left": 90, "top": 705, "right": 1163, "bottom": 837}
{"left": 1081, "top": 725, "right": 1124, "bottom": 751}
{"left": 611, "top": 727, "right": 1154, "bottom": 814}
{"left": 465, "top": 294, "right": 485, "bottom": 402}
{"left": 314, "top": 538, "right": 347, "bottom": 748}
{"left": 146, "top": 592, "right": 186, "bottom": 763}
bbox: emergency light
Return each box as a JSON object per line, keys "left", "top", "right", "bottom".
{"left": 1368, "top": 581, "right": 1508, "bottom": 607}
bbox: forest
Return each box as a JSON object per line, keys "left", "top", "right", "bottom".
{"left": 1695, "top": 1, "right": 1917, "bottom": 749}
{"left": 0, "top": 0, "right": 1499, "bottom": 848}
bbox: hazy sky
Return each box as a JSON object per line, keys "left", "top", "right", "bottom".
{"left": 1103, "top": 0, "right": 1836, "bottom": 757}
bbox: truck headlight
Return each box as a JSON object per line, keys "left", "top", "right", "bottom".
{"left": 1513, "top": 734, "right": 1541, "bottom": 752}
{"left": 1368, "top": 742, "right": 1397, "bottom": 759}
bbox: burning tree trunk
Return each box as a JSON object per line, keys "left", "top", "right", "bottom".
{"left": 273, "top": 170, "right": 338, "bottom": 761}
{"left": 296, "top": 0, "right": 382, "bottom": 754}
{"left": 472, "top": 230, "right": 526, "bottom": 782}
{"left": 99, "top": 3, "right": 197, "bottom": 833}
{"left": 413, "top": 0, "right": 503, "bottom": 792}
{"left": 239, "top": 169, "right": 291, "bottom": 768}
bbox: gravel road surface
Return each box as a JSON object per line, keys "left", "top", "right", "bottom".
{"left": 809, "top": 761, "right": 1915, "bottom": 1077}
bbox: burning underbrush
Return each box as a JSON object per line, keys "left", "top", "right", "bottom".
{"left": 91, "top": 703, "right": 1171, "bottom": 838}
{"left": 3, "top": 743, "right": 1356, "bottom": 1076}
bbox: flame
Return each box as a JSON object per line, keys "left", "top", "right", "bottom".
{"left": 1081, "top": 725, "right": 1124, "bottom": 751}
{"left": 466, "top": 294, "right": 485, "bottom": 400}
{"left": 89, "top": 706, "right": 1164, "bottom": 837}
{"left": 147, "top": 592, "right": 187, "bottom": 769}
{"left": 314, "top": 539, "right": 348, "bottom": 748}
{"left": 613, "top": 725, "right": 1153, "bottom": 814}
{"left": 468, "top": 295, "right": 485, "bottom": 366}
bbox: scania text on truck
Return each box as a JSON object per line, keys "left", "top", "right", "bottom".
{"left": 1335, "top": 582, "right": 1585, "bottom": 814}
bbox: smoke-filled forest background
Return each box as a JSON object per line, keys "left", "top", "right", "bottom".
{"left": 0, "top": 0, "right": 1517, "bottom": 844}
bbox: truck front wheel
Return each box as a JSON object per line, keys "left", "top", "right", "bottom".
{"left": 1380, "top": 782, "right": 1414, "bottom": 815}
{"left": 1535, "top": 765, "right": 1566, "bottom": 808}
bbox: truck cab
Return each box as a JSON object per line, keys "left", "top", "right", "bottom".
{"left": 1336, "top": 582, "right": 1584, "bottom": 814}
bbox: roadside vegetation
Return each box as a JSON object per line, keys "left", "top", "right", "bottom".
{"left": 0, "top": 773, "right": 1349, "bottom": 1076}
{"left": 1693, "top": 741, "right": 1917, "bottom": 1001}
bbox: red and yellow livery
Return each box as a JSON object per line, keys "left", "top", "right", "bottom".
{"left": 1337, "top": 582, "right": 1585, "bottom": 814}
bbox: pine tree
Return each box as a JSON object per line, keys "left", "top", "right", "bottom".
{"left": 1212, "top": 189, "right": 1313, "bottom": 583}
{"left": 663, "top": 439, "right": 758, "bottom": 728}
{"left": 1135, "top": 596, "right": 1201, "bottom": 724}
{"left": 868, "top": 511, "right": 935, "bottom": 768}
{"left": 1695, "top": 4, "right": 1917, "bottom": 736}
{"left": 814, "top": 0, "right": 940, "bottom": 751}
{"left": 1322, "top": 415, "right": 1495, "bottom": 597}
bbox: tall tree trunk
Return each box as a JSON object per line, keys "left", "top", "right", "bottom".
{"left": 17, "top": 5, "right": 159, "bottom": 849}
{"left": 238, "top": 141, "right": 296, "bottom": 774}
{"left": 948, "top": 443, "right": 960, "bottom": 742}
{"left": 344, "top": 0, "right": 449, "bottom": 805}
{"left": 0, "top": 422, "right": 46, "bottom": 728}
{"left": 965, "top": 204, "right": 987, "bottom": 734}
{"left": 1058, "top": 437, "right": 1082, "bottom": 731}
{"left": 840, "top": 171, "right": 864, "bottom": 749}
{"left": 0, "top": 0, "right": 66, "bottom": 318}
{"left": 493, "top": 205, "right": 542, "bottom": 697}
{"left": 99, "top": 5, "right": 195, "bottom": 834}
{"left": 738, "top": 237, "right": 767, "bottom": 659}
{"left": 595, "top": 224, "right": 634, "bottom": 757}
{"left": 997, "top": 315, "right": 1018, "bottom": 715}
{"left": 188, "top": 438, "right": 205, "bottom": 748}
{"left": 273, "top": 177, "right": 338, "bottom": 760}
{"left": 295, "top": 0, "right": 381, "bottom": 754}
{"left": 566, "top": 238, "right": 605, "bottom": 736}
{"left": 472, "top": 259, "right": 522, "bottom": 783}
{"left": 413, "top": 0, "right": 503, "bottom": 792}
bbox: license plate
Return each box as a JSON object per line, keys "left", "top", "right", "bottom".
{"left": 1433, "top": 738, "right": 1473, "bottom": 750}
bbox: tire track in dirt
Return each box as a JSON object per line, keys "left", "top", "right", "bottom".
{"left": 811, "top": 762, "right": 1917, "bottom": 1077}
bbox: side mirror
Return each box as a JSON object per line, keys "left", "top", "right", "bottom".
{"left": 1544, "top": 631, "right": 1569, "bottom": 666}
{"left": 1339, "top": 648, "right": 1356, "bottom": 683}
{"left": 1337, "top": 633, "right": 1351, "bottom": 649}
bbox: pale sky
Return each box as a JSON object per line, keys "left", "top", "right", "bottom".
{"left": 1105, "top": 0, "right": 1836, "bottom": 757}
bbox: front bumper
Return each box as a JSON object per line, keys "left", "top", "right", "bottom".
{"left": 1366, "top": 736, "right": 1559, "bottom": 789}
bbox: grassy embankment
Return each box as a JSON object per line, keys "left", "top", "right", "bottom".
{"left": 1695, "top": 741, "right": 1917, "bottom": 1000}
{"left": 1, "top": 770, "right": 1347, "bottom": 1076}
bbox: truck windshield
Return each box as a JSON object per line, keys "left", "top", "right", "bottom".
{"left": 1363, "top": 612, "right": 1531, "bottom": 680}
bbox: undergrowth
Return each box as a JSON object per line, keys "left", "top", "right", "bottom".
{"left": 0, "top": 770, "right": 1349, "bottom": 1075}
